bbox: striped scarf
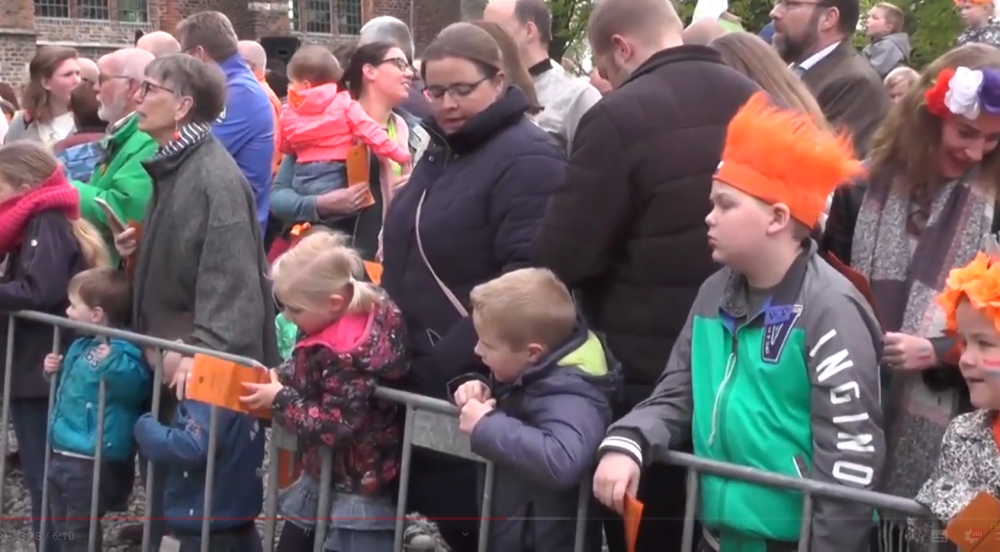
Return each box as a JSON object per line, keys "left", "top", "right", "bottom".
{"left": 153, "top": 121, "right": 212, "bottom": 160}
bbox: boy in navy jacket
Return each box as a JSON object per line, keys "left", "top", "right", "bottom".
{"left": 45, "top": 267, "right": 151, "bottom": 551}
{"left": 451, "top": 268, "right": 621, "bottom": 552}
{"left": 134, "top": 373, "right": 265, "bottom": 550}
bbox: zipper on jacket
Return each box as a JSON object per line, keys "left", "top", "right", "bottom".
{"left": 707, "top": 333, "right": 738, "bottom": 447}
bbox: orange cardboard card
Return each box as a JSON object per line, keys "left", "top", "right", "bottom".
{"left": 187, "top": 354, "right": 272, "bottom": 419}
{"left": 946, "top": 492, "right": 1000, "bottom": 551}
{"left": 364, "top": 261, "right": 383, "bottom": 285}
{"left": 624, "top": 494, "right": 644, "bottom": 552}
{"left": 346, "top": 143, "right": 375, "bottom": 209}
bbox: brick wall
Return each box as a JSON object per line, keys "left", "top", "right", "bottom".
{"left": 0, "top": 0, "right": 461, "bottom": 86}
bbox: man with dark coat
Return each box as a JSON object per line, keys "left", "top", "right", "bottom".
{"left": 534, "top": 0, "right": 759, "bottom": 550}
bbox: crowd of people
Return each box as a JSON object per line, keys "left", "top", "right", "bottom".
{"left": 0, "top": 0, "right": 999, "bottom": 551}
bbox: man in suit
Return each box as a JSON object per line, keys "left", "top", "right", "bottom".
{"left": 770, "top": 0, "right": 889, "bottom": 155}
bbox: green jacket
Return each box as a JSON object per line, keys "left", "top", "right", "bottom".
{"left": 599, "top": 243, "right": 884, "bottom": 552}
{"left": 71, "top": 114, "right": 157, "bottom": 249}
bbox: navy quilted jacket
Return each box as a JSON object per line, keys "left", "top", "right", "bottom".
{"left": 381, "top": 86, "right": 566, "bottom": 400}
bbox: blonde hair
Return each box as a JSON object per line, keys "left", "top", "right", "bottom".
{"left": 711, "top": 33, "right": 830, "bottom": 130}
{"left": 469, "top": 268, "right": 577, "bottom": 350}
{"left": 0, "top": 141, "right": 110, "bottom": 269}
{"left": 872, "top": 2, "right": 905, "bottom": 33}
{"left": 270, "top": 229, "right": 382, "bottom": 314}
{"left": 884, "top": 65, "right": 919, "bottom": 88}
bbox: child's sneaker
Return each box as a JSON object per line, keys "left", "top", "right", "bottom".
{"left": 403, "top": 512, "right": 451, "bottom": 551}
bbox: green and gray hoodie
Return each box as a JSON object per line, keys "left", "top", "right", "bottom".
{"left": 599, "top": 242, "right": 885, "bottom": 552}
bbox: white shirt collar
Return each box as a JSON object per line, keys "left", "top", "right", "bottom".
{"left": 793, "top": 41, "right": 841, "bottom": 73}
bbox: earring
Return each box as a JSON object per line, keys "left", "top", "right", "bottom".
{"left": 172, "top": 120, "right": 180, "bottom": 141}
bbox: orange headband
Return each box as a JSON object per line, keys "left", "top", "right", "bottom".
{"left": 939, "top": 251, "right": 1000, "bottom": 334}
{"left": 714, "top": 92, "right": 863, "bottom": 228}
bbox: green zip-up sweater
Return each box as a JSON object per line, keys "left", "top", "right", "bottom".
{"left": 71, "top": 114, "right": 158, "bottom": 257}
{"left": 598, "top": 242, "right": 884, "bottom": 552}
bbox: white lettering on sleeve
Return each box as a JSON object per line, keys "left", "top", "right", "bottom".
{"left": 833, "top": 461, "right": 874, "bottom": 486}
{"left": 835, "top": 432, "right": 875, "bottom": 453}
{"left": 829, "top": 381, "right": 859, "bottom": 404}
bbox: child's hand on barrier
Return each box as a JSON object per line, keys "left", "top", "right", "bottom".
{"left": 593, "top": 452, "right": 642, "bottom": 516}
{"left": 458, "top": 398, "right": 495, "bottom": 434}
{"left": 453, "top": 380, "right": 491, "bottom": 407}
{"left": 43, "top": 354, "right": 63, "bottom": 375}
{"left": 241, "top": 369, "right": 284, "bottom": 410}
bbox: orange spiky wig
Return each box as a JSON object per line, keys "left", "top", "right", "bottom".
{"left": 938, "top": 251, "right": 1000, "bottom": 334}
{"left": 714, "top": 92, "right": 864, "bottom": 228}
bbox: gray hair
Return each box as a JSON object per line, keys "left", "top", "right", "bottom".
{"left": 358, "top": 16, "right": 415, "bottom": 62}
{"left": 145, "top": 54, "right": 227, "bottom": 124}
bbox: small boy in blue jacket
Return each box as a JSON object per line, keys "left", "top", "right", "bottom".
{"left": 450, "top": 268, "right": 621, "bottom": 552}
{"left": 44, "top": 267, "right": 151, "bottom": 551}
{"left": 134, "top": 367, "right": 265, "bottom": 551}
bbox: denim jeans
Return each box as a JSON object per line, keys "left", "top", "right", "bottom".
{"left": 137, "top": 452, "right": 167, "bottom": 549}
{"left": 291, "top": 161, "right": 348, "bottom": 197}
{"left": 47, "top": 454, "right": 107, "bottom": 552}
{"left": 279, "top": 474, "right": 395, "bottom": 551}
{"left": 10, "top": 398, "right": 59, "bottom": 552}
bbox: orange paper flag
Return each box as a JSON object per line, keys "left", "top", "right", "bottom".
{"left": 346, "top": 143, "right": 375, "bottom": 209}
{"left": 364, "top": 261, "right": 383, "bottom": 285}
{"left": 624, "top": 494, "right": 644, "bottom": 552}
{"left": 186, "top": 354, "right": 272, "bottom": 419}
{"left": 946, "top": 492, "right": 1000, "bottom": 551}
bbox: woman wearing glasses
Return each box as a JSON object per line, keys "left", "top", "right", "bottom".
{"left": 379, "top": 22, "right": 566, "bottom": 552}
{"left": 110, "top": 54, "right": 278, "bottom": 549}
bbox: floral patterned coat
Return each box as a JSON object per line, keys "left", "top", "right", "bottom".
{"left": 908, "top": 409, "right": 999, "bottom": 550}
{"left": 272, "top": 296, "right": 409, "bottom": 496}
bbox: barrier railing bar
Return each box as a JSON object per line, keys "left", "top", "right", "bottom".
{"left": 797, "top": 493, "right": 812, "bottom": 552}
{"left": 393, "top": 405, "right": 416, "bottom": 552}
{"left": 374, "top": 386, "right": 459, "bottom": 416}
{"left": 89, "top": 379, "right": 107, "bottom": 551}
{"left": 681, "top": 467, "right": 698, "bottom": 552}
{"left": 262, "top": 434, "right": 280, "bottom": 552}
{"left": 0, "top": 320, "right": 16, "bottom": 526}
{"left": 200, "top": 405, "right": 220, "bottom": 552}
{"left": 656, "top": 450, "right": 929, "bottom": 516}
{"left": 313, "top": 448, "right": 334, "bottom": 552}
{"left": 39, "top": 327, "right": 60, "bottom": 552}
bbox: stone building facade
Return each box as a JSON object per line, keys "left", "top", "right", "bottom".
{"left": 0, "top": 0, "right": 461, "bottom": 84}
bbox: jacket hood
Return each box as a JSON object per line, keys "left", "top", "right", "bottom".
{"left": 883, "top": 32, "right": 911, "bottom": 57}
{"left": 103, "top": 337, "right": 144, "bottom": 363}
{"left": 289, "top": 83, "right": 343, "bottom": 116}
{"left": 294, "top": 297, "right": 404, "bottom": 375}
{"left": 517, "top": 320, "right": 622, "bottom": 401}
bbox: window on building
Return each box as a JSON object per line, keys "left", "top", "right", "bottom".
{"left": 337, "top": 0, "right": 362, "bottom": 34}
{"left": 292, "top": 0, "right": 363, "bottom": 34}
{"left": 119, "top": 0, "right": 147, "bottom": 22}
{"left": 34, "top": 0, "right": 70, "bottom": 18}
{"left": 304, "top": 0, "right": 333, "bottom": 33}
{"left": 78, "top": 0, "right": 109, "bottom": 20}
{"left": 33, "top": 0, "right": 147, "bottom": 20}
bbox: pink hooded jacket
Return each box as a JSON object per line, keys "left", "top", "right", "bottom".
{"left": 280, "top": 83, "right": 410, "bottom": 165}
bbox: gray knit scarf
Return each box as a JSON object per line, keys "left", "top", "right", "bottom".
{"left": 852, "top": 167, "right": 994, "bottom": 528}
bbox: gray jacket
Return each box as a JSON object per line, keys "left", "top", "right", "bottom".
{"left": 861, "top": 33, "right": 911, "bottom": 79}
{"left": 3, "top": 112, "right": 43, "bottom": 145}
{"left": 133, "top": 134, "right": 279, "bottom": 368}
{"left": 532, "top": 61, "right": 602, "bottom": 154}
{"left": 598, "top": 242, "right": 885, "bottom": 552}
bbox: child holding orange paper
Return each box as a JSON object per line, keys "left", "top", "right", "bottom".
{"left": 241, "top": 229, "right": 427, "bottom": 552}
{"left": 909, "top": 245, "right": 1000, "bottom": 548}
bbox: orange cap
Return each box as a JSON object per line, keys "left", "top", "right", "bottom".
{"left": 714, "top": 92, "right": 864, "bottom": 228}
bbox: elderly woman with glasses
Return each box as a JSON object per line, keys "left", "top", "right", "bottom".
{"left": 111, "top": 53, "right": 278, "bottom": 551}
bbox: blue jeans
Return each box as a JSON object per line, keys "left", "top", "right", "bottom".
{"left": 47, "top": 454, "right": 108, "bottom": 552}
{"left": 169, "top": 524, "right": 263, "bottom": 552}
{"left": 292, "top": 161, "right": 348, "bottom": 197}
{"left": 138, "top": 453, "right": 167, "bottom": 549}
{"left": 10, "top": 399, "right": 59, "bottom": 552}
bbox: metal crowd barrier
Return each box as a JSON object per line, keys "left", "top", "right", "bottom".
{"left": 0, "top": 310, "right": 944, "bottom": 552}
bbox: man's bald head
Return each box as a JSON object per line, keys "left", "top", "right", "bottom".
{"left": 77, "top": 57, "right": 99, "bottom": 84}
{"left": 111, "top": 48, "right": 155, "bottom": 80}
{"left": 683, "top": 18, "right": 727, "bottom": 46}
{"left": 96, "top": 48, "right": 153, "bottom": 123}
{"left": 238, "top": 41, "right": 267, "bottom": 73}
{"left": 136, "top": 31, "right": 181, "bottom": 57}
{"left": 588, "top": 0, "right": 683, "bottom": 54}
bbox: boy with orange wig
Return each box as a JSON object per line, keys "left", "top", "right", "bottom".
{"left": 593, "top": 93, "right": 886, "bottom": 552}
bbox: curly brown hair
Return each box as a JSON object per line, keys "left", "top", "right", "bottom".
{"left": 869, "top": 44, "right": 1000, "bottom": 193}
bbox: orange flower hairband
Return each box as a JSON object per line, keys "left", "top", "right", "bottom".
{"left": 938, "top": 251, "right": 1000, "bottom": 334}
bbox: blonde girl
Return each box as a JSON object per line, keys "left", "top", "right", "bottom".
{"left": 242, "top": 229, "right": 413, "bottom": 552}
{"left": 884, "top": 66, "right": 919, "bottom": 103}
{"left": 0, "top": 139, "right": 109, "bottom": 548}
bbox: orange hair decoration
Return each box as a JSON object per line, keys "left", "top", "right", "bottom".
{"left": 938, "top": 248, "right": 1000, "bottom": 334}
{"left": 954, "top": 0, "right": 992, "bottom": 6}
{"left": 289, "top": 223, "right": 312, "bottom": 246}
{"left": 714, "top": 92, "right": 864, "bottom": 228}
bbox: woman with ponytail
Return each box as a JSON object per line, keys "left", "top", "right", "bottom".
{"left": 0, "top": 139, "right": 109, "bottom": 551}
